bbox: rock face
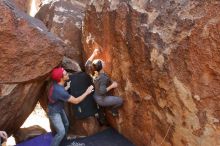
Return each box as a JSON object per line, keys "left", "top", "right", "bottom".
{"left": 13, "top": 0, "right": 41, "bottom": 15}
{"left": 13, "top": 0, "right": 30, "bottom": 13}
{"left": 0, "top": 0, "right": 64, "bottom": 135}
{"left": 68, "top": 112, "right": 101, "bottom": 137}
{"left": 35, "top": 0, "right": 88, "bottom": 67}
{"left": 82, "top": 0, "right": 220, "bottom": 146}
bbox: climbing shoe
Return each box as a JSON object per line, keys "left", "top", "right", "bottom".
{"left": 111, "top": 108, "right": 119, "bottom": 117}
{"left": 95, "top": 107, "right": 109, "bottom": 126}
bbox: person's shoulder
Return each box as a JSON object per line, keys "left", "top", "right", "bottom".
{"left": 100, "top": 72, "right": 109, "bottom": 80}
{"left": 53, "top": 83, "right": 60, "bottom": 88}
{"left": 53, "top": 83, "right": 65, "bottom": 91}
{"left": 85, "top": 60, "right": 93, "bottom": 67}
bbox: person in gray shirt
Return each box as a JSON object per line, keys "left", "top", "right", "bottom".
{"left": 85, "top": 49, "right": 123, "bottom": 116}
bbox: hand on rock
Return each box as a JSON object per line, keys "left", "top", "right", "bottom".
{"left": 93, "top": 48, "right": 100, "bottom": 56}
{"left": 111, "top": 81, "right": 118, "bottom": 88}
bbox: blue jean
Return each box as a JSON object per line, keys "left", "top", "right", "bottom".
{"left": 48, "top": 109, "right": 69, "bottom": 146}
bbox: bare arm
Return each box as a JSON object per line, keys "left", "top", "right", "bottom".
{"left": 68, "top": 85, "right": 94, "bottom": 104}
{"left": 85, "top": 49, "right": 100, "bottom": 74}
{"left": 87, "top": 48, "right": 100, "bottom": 62}
{"left": 99, "top": 80, "right": 118, "bottom": 95}
{"left": 106, "top": 81, "right": 118, "bottom": 92}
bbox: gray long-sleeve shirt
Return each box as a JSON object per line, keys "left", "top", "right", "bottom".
{"left": 93, "top": 72, "right": 111, "bottom": 96}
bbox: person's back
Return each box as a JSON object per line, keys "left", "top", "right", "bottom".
{"left": 69, "top": 72, "right": 98, "bottom": 119}
{"left": 93, "top": 72, "right": 111, "bottom": 96}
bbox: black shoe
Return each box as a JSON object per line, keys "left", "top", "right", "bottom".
{"left": 111, "top": 109, "right": 119, "bottom": 117}
{"left": 96, "top": 110, "right": 108, "bottom": 126}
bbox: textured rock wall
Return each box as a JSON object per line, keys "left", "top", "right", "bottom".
{"left": 35, "top": 0, "right": 89, "bottom": 67}
{"left": 82, "top": 0, "right": 220, "bottom": 145}
{"left": 0, "top": 0, "right": 64, "bottom": 135}
{"left": 13, "top": 0, "right": 30, "bottom": 13}
{"left": 13, "top": 0, "right": 41, "bottom": 15}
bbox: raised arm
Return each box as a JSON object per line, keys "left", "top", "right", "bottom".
{"left": 87, "top": 48, "right": 100, "bottom": 62}
{"left": 85, "top": 48, "right": 100, "bottom": 73}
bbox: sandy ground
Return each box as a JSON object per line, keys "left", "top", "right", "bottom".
{"left": 6, "top": 103, "right": 51, "bottom": 146}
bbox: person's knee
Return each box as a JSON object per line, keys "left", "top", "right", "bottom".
{"left": 118, "top": 97, "right": 123, "bottom": 106}
{"left": 95, "top": 99, "right": 104, "bottom": 106}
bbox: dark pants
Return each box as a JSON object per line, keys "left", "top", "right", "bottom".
{"left": 48, "top": 109, "right": 69, "bottom": 146}
{"left": 94, "top": 95, "right": 123, "bottom": 109}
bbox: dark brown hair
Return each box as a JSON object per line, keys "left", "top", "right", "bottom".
{"left": 92, "top": 59, "right": 103, "bottom": 72}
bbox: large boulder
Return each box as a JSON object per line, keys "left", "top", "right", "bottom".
{"left": 0, "top": 0, "right": 64, "bottom": 135}
{"left": 35, "top": 0, "right": 88, "bottom": 67}
{"left": 82, "top": 0, "right": 220, "bottom": 146}
{"left": 68, "top": 112, "right": 102, "bottom": 137}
